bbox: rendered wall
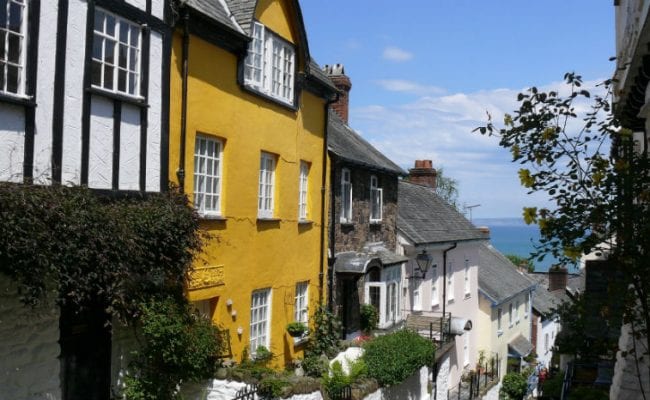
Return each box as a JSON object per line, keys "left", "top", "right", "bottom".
{"left": 0, "top": 275, "right": 61, "bottom": 400}
{"left": 169, "top": 0, "right": 328, "bottom": 367}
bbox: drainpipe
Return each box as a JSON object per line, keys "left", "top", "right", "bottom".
{"left": 176, "top": 7, "right": 190, "bottom": 193}
{"left": 442, "top": 243, "right": 457, "bottom": 319}
{"left": 319, "top": 85, "right": 339, "bottom": 308}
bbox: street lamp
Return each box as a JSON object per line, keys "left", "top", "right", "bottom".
{"left": 414, "top": 250, "right": 435, "bottom": 279}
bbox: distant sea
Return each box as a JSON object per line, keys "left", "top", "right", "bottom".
{"left": 473, "top": 217, "right": 565, "bottom": 272}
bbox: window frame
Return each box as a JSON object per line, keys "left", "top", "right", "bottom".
{"left": 497, "top": 308, "right": 503, "bottom": 332}
{"left": 508, "top": 303, "right": 513, "bottom": 327}
{"left": 524, "top": 293, "right": 530, "bottom": 319}
{"left": 91, "top": 8, "right": 143, "bottom": 98}
{"left": 258, "top": 152, "right": 276, "bottom": 219}
{"left": 0, "top": 0, "right": 28, "bottom": 97}
{"left": 431, "top": 269, "right": 439, "bottom": 307}
{"left": 515, "top": 299, "right": 520, "bottom": 323}
{"left": 340, "top": 168, "right": 352, "bottom": 223}
{"left": 463, "top": 259, "right": 470, "bottom": 297}
{"left": 369, "top": 175, "right": 383, "bottom": 222}
{"left": 193, "top": 135, "right": 223, "bottom": 217}
{"left": 447, "top": 266, "right": 454, "bottom": 302}
{"left": 298, "top": 161, "right": 309, "bottom": 221}
{"left": 463, "top": 332, "right": 470, "bottom": 366}
{"left": 244, "top": 21, "right": 296, "bottom": 106}
{"left": 294, "top": 282, "right": 308, "bottom": 324}
{"left": 250, "top": 288, "right": 272, "bottom": 355}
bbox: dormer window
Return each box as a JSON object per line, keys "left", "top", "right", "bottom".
{"left": 244, "top": 22, "right": 295, "bottom": 105}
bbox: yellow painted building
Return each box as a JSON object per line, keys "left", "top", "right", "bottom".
{"left": 168, "top": 0, "right": 337, "bottom": 366}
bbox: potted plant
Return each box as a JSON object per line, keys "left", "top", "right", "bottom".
{"left": 286, "top": 321, "right": 308, "bottom": 337}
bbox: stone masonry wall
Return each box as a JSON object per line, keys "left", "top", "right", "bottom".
{"left": 331, "top": 163, "right": 399, "bottom": 253}
{"left": 0, "top": 274, "right": 61, "bottom": 400}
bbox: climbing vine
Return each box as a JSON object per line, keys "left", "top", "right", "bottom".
{"left": 0, "top": 183, "right": 203, "bottom": 321}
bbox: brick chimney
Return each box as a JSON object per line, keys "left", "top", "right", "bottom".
{"left": 548, "top": 265, "right": 568, "bottom": 291}
{"left": 323, "top": 64, "right": 351, "bottom": 124}
{"left": 408, "top": 160, "right": 437, "bottom": 189}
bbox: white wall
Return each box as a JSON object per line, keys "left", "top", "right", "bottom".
{"left": 0, "top": 275, "right": 61, "bottom": 400}
{"left": 0, "top": 104, "right": 25, "bottom": 182}
{"left": 536, "top": 317, "right": 559, "bottom": 368}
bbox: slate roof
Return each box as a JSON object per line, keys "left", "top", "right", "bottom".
{"left": 397, "top": 181, "right": 490, "bottom": 245}
{"left": 328, "top": 113, "right": 406, "bottom": 175}
{"left": 478, "top": 243, "right": 536, "bottom": 306}
{"left": 187, "top": 0, "right": 244, "bottom": 33}
{"left": 223, "top": 0, "right": 257, "bottom": 34}
{"left": 526, "top": 272, "right": 576, "bottom": 317}
{"left": 308, "top": 59, "right": 338, "bottom": 93}
{"left": 509, "top": 334, "right": 534, "bottom": 357}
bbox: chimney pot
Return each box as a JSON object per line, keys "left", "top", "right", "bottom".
{"left": 408, "top": 159, "right": 437, "bottom": 189}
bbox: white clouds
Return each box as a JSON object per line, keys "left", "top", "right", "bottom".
{"left": 349, "top": 79, "right": 605, "bottom": 217}
{"left": 375, "top": 79, "right": 446, "bottom": 96}
{"left": 382, "top": 46, "right": 413, "bottom": 62}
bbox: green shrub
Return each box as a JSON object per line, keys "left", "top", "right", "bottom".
{"left": 360, "top": 304, "right": 378, "bottom": 334}
{"left": 362, "top": 329, "right": 435, "bottom": 387}
{"left": 567, "top": 386, "right": 608, "bottom": 400}
{"left": 123, "top": 297, "right": 224, "bottom": 399}
{"left": 258, "top": 376, "right": 290, "bottom": 399}
{"left": 301, "top": 353, "right": 329, "bottom": 378}
{"left": 254, "top": 345, "right": 273, "bottom": 364}
{"left": 499, "top": 372, "right": 528, "bottom": 400}
{"left": 541, "top": 372, "right": 564, "bottom": 399}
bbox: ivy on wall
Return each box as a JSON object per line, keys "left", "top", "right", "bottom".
{"left": 0, "top": 183, "right": 203, "bottom": 322}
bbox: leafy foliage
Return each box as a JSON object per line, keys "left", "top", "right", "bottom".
{"left": 0, "top": 183, "right": 202, "bottom": 321}
{"left": 306, "top": 305, "right": 342, "bottom": 358}
{"left": 362, "top": 329, "right": 435, "bottom": 387}
{"left": 301, "top": 353, "right": 329, "bottom": 378}
{"left": 475, "top": 71, "right": 650, "bottom": 384}
{"left": 359, "top": 304, "right": 378, "bottom": 334}
{"left": 499, "top": 372, "right": 528, "bottom": 400}
{"left": 286, "top": 321, "right": 308, "bottom": 337}
{"left": 322, "top": 359, "right": 367, "bottom": 395}
{"left": 123, "top": 297, "right": 224, "bottom": 400}
{"left": 257, "top": 375, "right": 290, "bottom": 399}
{"left": 435, "top": 167, "right": 460, "bottom": 209}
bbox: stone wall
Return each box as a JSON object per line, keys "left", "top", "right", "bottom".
{"left": 330, "top": 163, "right": 399, "bottom": 253}
{"left": 0, "top": 275, "right": 61, "bottom": 400}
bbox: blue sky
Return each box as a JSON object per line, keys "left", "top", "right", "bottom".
{"left": 300, "top": 1, "right": 615, "bottom": 218}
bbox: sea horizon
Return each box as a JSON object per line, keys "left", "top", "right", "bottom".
{"left": 472, "top": 217, "right": 571, "bottom": 273}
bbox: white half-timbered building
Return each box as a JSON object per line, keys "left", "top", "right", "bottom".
{"left": 0, "top": 0, "right": 170, "bottom": 192}
{"left": 0, "top": 1, "right": 171, "bottom": 399}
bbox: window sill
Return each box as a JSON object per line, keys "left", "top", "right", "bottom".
{"left": 0, "top": 91, "right": 35, "bottom": 107}
{"left": 257, "top": 217, "right": 281, "bottom": 222}
{"left": 241, "top": 83, "right": 298, "bottom": 111}
{"left": 464, "top": 293, "right": 471, "bottom": 299}
{"left": 199, "top": 214, "right": 226, "bottom": 221}
{"left": 516, "top": 320, "right": 520, "bottom": 325}
{"left": 292, "top": 333, "right": 309, "bottom": 346}
{"left": 497, "top": 330, "right": 503, "bottom": 337}
{"left": 369, "top": 220, "right": 382, "bottom": 225}
{"left": 340, "top": 221, "right": 354, "bottom": 226}
{"left": 447, "top": 299, "right": 455, "bottom": 304}
{"left": 508, "top": 324, "right": 513, "bottom": 329}
{"left": 87, "top": 86, "right": 148, "bottom": 107}
{"left": 298, "top": 219, "right": 313, "bottom": 225}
